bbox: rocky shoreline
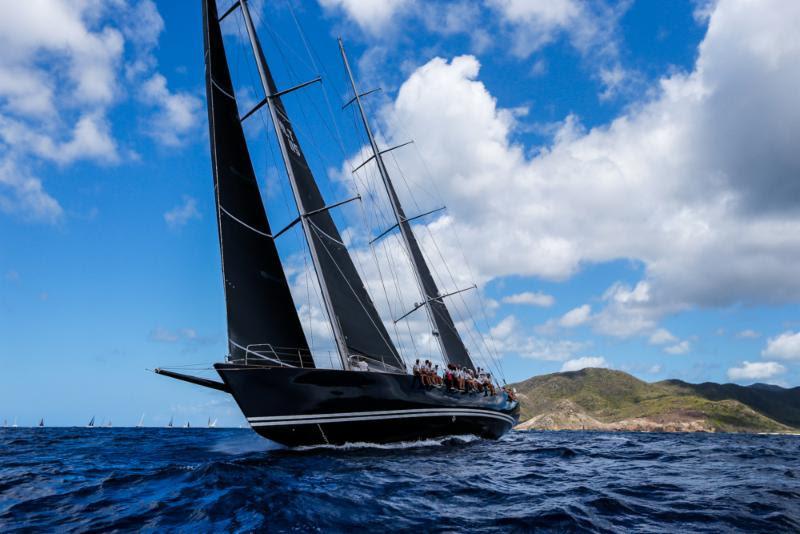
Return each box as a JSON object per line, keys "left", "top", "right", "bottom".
{"left": 514, "top": 399, "right": 715, "bottom": 432}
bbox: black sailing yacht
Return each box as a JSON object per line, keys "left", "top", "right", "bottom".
{"left": 155, "top": 0, "right": 518, "bottom": 447}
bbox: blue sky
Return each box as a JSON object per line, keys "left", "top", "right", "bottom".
{"left": 2, "top": 0, "right": 799, "bottom": 427}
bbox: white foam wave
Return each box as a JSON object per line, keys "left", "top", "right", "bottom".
{"left": 210, "top": 434, "right": 282, "bottom": 454}
{"left": 292, "top": 434, "right": 480, "bottom": 451}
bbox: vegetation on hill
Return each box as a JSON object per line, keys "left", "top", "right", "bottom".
{"left": 510, "top": 368, "right": 798, "bottom": 433}
{"left": 656, "top": 379, "right": 800, "bottom": 428}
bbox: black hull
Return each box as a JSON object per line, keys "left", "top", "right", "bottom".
{"left": 214, "top": 365, "right": 519, "bottom": 447}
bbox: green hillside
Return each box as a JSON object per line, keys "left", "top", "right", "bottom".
{"left": 511, "top": 368, "right": 798, "bottom": 433}
{"left": 657, "top": 379, "right": 800, "bottom": 428}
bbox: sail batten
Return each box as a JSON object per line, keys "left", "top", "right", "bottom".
{"left": 236, "top": 1, "right": 405, "bottom": 372}
{"left": 203, "top": 0, "right": 312, "bottom": 368}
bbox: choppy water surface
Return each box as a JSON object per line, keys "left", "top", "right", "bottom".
{"left": 1, "top": 428, "right": 798, "bottom": 532}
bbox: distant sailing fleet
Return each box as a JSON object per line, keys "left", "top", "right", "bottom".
{"left": 2, "top": 416, "right": 220, "bottom": 428}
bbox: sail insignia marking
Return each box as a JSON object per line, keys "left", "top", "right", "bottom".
{"left": 203, "top": 0, "right": 313, "bottom": 368}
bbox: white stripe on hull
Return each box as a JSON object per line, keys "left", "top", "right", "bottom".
{"left": 247, "top": 408, "right": 516, "bottom": 427}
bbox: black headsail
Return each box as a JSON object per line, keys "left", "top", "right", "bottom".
{"left": 235, "top": 1, "right": 404, "bottom": 371}
{"left": 203, "top": 0, "right": 313, "bottom": 368}
{"left": 339, "top": 40, "right": 476, "bottom": 371}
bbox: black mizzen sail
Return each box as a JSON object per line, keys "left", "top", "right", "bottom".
{"left": 236, "top": 3, "right": 404, "bottom": 371}
{"left": 339, "top": 41, "right": 475, "bottom": 371}
{"left": 203, "top": 0, "right": 312, "bottom": 368}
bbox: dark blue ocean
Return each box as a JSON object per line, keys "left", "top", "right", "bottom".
{"left": 1, "top": 429, "right": 798, "bottom": 532}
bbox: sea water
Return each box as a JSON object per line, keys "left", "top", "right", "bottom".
{"left": 1, "top": 428, "right": 798, "bottom": 532}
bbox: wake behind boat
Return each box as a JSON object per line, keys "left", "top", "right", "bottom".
{"left": 155, "top": 0, "right": 518, "bottom": 447}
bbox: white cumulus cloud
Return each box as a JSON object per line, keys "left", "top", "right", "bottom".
{"left": 664, "top": 341, "right": 690, "bottom": 355}
{"left": 559, "top": 304, "right": 591, "bottom": 327}
{"left": 486, "top": 0, "right": 630, "bottom": 97}
{"left": 0, "top": 158, "right": 63, "bottom": 223}
{"left": 727, "top": 361, "right": 786, "bottom": 381}
{"left": 561, "top": 356, "right": 608, "bottom": 372}
{"left": 488, "top": 315, "right": 585, "bottom": 361}
{"left": 735, "top": 329, "right": 760, "bottom": 339}
{"left": 317, "top": 0, "right": 412, "bottom": 34}
{"left": 501, "top": 291, "right": 554, "bottom": 307}
{"left": 0, "top": 0, "right": 199, "bottom": 224}
{"left": 363, "top": 0, "right": 800, "bottom": 346}
{"left": 164, "top": 196, "right": 200, "bottom": 229}
{"left": 140, "top": 74, "right": 202, "bottom": 147}
{"left": 649, "top": 328, "right": 678, "bottom": 345}
{"left": 762, "top": 331, "right": 800, "bottom": 361}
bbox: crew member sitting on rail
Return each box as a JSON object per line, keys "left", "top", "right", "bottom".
{"left": 463, "top": 369, "right": 474, "bottom": 392}
{"left": 482, "top": 373, "right": 495, "bottom": 396}
{"left": 432, "top": 364, "right": 443, "bottom": 386}
{"left": 444, "top": 364, "right": 455, "bottom": 390}
{"left": 413, "top": 359, "right": 423, "bottom": 387}
{"left": 474, "top": 368, "right": 486, "bottom": 393}
{"left": 456, "top": 366, "right": 466, "bottom": 391}
{"left": 467, "top": 369, "right": 481, "bottom": 393}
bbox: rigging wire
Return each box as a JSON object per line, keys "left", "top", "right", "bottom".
{"left": 284, "top": 0, "right": 350, "bottom": 157}
{"left": 252, "top": 5, "right": 409, "bottom": 369}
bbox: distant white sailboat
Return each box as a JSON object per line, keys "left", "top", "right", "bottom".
{"left": 183, "top": 421, "right": 191, "bottom": 428}
{"left": 207, "top": 417, "right": 217, "bottom": 428}
{"left": 106, "top": 419, "right": 113, "bottom": 428}
{"left": 136, "top": 413, "right": 145, "bottom": 428}
{"left": 167, "top": 416, "right": 174, "bottom": 428}
{"left": 87, "top": 416, "right": 95, "bottom": 428}
{"left": 12, "top": 417, "right": 17, "bottom": 428}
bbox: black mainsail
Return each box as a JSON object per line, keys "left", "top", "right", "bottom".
{"left": 236, "top": 1, "right": 404, "bottom": 371}
{"left": 338, "top": 41, "right": 476, "bottom": 371}
{"left": 203, "top": 0, "right": 312, "bottom": 368}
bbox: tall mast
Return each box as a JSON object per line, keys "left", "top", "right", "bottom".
{"left": 338, "top": 39, "right": 476, "bottom": 370}
{"left": 238, "top": 0, "right": 350, "bottom": 369}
